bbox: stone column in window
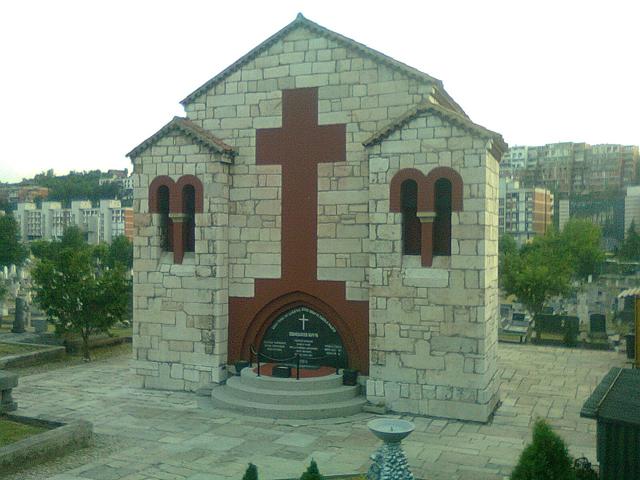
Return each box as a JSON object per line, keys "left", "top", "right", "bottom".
{"left": 417, "top": 211, "right": 437, "bottom": 267}
{"left": 169, "top": 212, "right": 189, "bottom": 264}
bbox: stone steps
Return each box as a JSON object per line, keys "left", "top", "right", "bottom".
{"left": 210, "top": 367, "right": 365, "bottom": 419}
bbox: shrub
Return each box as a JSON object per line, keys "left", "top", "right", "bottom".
{"left": 574, "top": 458, "right": 598, "bottom": 480}
{"left": 511, "top": 419, "right": 575, "bottom": 480}
{"left": 300, "top": 459, "right": 324, "bottom": 480}
{"left": 242, "top": 463, "right": 258, "bottom": 480}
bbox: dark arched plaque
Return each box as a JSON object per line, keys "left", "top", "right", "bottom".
{"left": 260, "top": 306, "right": 346, "bottom": 368}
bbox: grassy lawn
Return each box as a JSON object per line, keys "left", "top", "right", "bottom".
{"left": 108, "top": 326, "right": 133, "bottom": 338}
{"left": 0, "top": 343, "right": 48, "bottom": 356}
{"left": 0, "top": 417, "right": 48, "bottom": 448}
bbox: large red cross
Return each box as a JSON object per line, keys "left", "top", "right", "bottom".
{"left": 228, "top": 88, "right": 368, "bottom": 372}
{"left": 255, "top": 88, "right": 345, "bottom": 280}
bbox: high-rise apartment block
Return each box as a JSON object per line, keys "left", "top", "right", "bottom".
{"left": 14, "top": 200, "right": 133, "bottom": 244}
{"left": 625, "top": 186, "right": 640, "bottom": 236}
{"left": 499, "top": 178, "right": 553, "bottom": 244}
{"left": 501, "top": 143, "right": 638, "bottom": 195}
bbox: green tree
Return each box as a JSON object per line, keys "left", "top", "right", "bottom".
{"left": 0, "top": 196, "right": 10, "bottom": 213}
{"left": 499, "top": 234, "right": 518, "bottom": 287}
{"left": 107, "top": 235, "right": 133, "bottom": 269}
{"left": 0, "top": 215, "right": 28, "bottom": 267}
{"left": 242, "top": 463, "right": 258, "bottom": 480}
{"left": 511, "top": 419, "right": 575, "bottom": 480}
{"left": 501, "top": 232, "right": 572, "bottom": 318}
{"left": 500, "top": 234, "right": 518, "bottom": 258}
{"left": 619, "top": 220, "right": 640, "bottom": 261}
{"left": 300, "top": 459, "right": 324, "bottom": 480}
{"left": 559, "top": 219, "right": 605, "bottom": 279}
{"left": 31, "top": 227, "right": 130, "bottom": 361}
{"left": 31, "top": 170, "right": 121, "bottom": 205}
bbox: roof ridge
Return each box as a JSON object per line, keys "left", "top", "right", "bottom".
{"left": 127, "top": 116, "right": 236, "bottom": 160}
{"left": 180, "top": 14, "right": 462, "bottom": 114}
{"left": 363, "top": 100, "right": 507, "bottom": 157}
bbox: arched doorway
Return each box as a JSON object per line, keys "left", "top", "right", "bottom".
{"left": 260, "top": 305, "right": 347, "bottom": 369}
{"left": 236, "top": 290, "right": 366, "bottom": 373}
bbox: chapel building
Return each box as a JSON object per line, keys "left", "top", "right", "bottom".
{"left": 128, "top": 14, "right": 506, "bottom": 422}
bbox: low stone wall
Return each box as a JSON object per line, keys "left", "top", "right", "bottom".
{"left": 0, "top": 344, "right": 66, "bottom": 368}
{"left": 63, "top": 334, "right": 131, "bottom": 354}
{"left": 0, "top": 414, "right": 92, "bottom": 472}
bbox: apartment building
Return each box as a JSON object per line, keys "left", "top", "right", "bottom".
{"left": 625, "top": 186, "right": 640, "bottom": 236}
{"left": 499, "top": 178, "right": 554, "bottom": 245}
{"left": 14, "top": 200, "right": 133, "bottom": 244}
{"left": 503, "top": 142, "right": 638, "bottom": 195}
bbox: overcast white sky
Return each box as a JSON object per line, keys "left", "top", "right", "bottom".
{"left": 0, "top": 0, "right": 638, "bottom": 183}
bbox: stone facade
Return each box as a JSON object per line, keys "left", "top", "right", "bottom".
{"left": 128, "top": 14, "right": 505, "bottom": 421}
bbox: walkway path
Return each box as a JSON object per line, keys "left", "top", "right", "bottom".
{"left": 6, "top": 344, "right": 626, "bottom": 480}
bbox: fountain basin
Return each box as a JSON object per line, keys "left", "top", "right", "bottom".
{"left": 367, "top": 418, "right": 415, "bottom": 443}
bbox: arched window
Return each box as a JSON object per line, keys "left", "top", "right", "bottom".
{"left": 157, "top": 185, "right": 172, "bottom": 252}
{"left": 182, "top": 184, "right": 196, "bottom": 253}
{"left": 433, "top": 178, "right": 452, "bottom": 256}
{"left": 401, "top": 180, "right": 421, "bottom": 255}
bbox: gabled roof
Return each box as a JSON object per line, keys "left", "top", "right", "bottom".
{"left": 362, "top": 99, "right": 507, "bottom": 159}
{"left": 180, "top": 14, "right": 466, "bottom": 117}
{"left": 127, "top": 117, "right": 236, "bottom": 161}
{"left": 581, "top": 367, "right": 640, "bottom": 426}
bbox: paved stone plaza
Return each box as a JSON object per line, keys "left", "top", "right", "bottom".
{"left": 6, "top": 344, "right": 626, "bottom": 480}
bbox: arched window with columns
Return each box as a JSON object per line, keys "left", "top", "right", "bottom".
{"left": 148, "top": 175, "right": 203, "bottom": 263}
{"left": 390, "top": 166, "right": 463, "bottom": 267}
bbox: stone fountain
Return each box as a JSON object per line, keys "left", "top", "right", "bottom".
{"left": 367, "top": 418, "right": 415, "bottom": 480}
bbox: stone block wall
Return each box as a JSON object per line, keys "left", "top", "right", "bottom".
{"left": 366, "top": 113, "right": 500, "bottom": 422}
{"left": 132, "top": 132, "right": 230, "bottom": 390}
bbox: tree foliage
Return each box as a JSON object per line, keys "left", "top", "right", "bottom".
{"left": 31, "top": 170, "right": 121, "bottom": 205}
{"left": 511, "top": 419, "right": 575, "bottom": 480}
{"left": 242, "top": 463, "right": 258, "bottom": 480}
{"left": 500, "top": 220, "right": 605, "bottom": 316}
{"left": 499, "top": 234, "right": 518, "bottom": 286}
{"left": 618, "top": 220, "right": 640, "bottom": 261}
{"left": 106, "top": 235, "right": 133, "bottom": 269}
{"left": 31, "top": 227, "right": 130, "bottom": 360}
{"left": 0, "top": 215, "right": 28, "bottom": 267}
{"left": 559, "top": 219, "right": 604, "bottom": 279}
{"left": 501, "top": 231, "right": 572, "bottom": 317}
{"left": 300, "top": 459, "right": 324, "bottom": 480}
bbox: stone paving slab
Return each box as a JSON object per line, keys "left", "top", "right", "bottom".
{"left": 5, "top": 344, "right": 627, "bottom": 480}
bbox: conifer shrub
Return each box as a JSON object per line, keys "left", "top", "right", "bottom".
{"left": 300, "top": 459, "right": 324, "bottom": 480}
{"left": 511, "top": 419, "right": 576, "bottom": 480}
{"left": 242, "top": 463, "right": 258, "bottom": 480}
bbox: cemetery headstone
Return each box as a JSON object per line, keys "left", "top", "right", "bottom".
{"left": 12, "top": 296, "right": 26, "bottom": 333}
{"left": 534, "top": 314, "right": 580, "bottom": 345}
{"left": 590, "top": 314, "right": 606, "bottom": 336}
{"left": 0, "top": 371, "right": 18, "bottom": 413}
